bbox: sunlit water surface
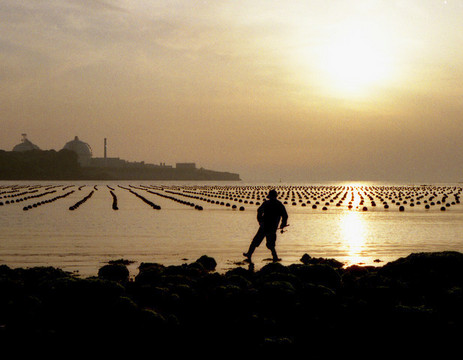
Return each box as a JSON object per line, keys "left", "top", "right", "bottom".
{"left": 1, "top": 181, "right": 463, "bottom": 277}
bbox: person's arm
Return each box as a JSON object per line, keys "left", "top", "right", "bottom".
{"left": 280, "top": 204, "right": 288, "bottom": 228}
{"left": 257, "top": 203, "right": 264, "bottom": 224}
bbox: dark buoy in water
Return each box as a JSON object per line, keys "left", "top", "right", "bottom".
{"left": 239, "top": 206, "right": 245, "bottom": 211}
{"left": 440, "top": 206, "right": 446, "bottom": 211}
{"left": 362, "top": 206, "right": 368, "bottom": 211}
{"left": 399, "top": 206, "right": 405, "bottom": 211}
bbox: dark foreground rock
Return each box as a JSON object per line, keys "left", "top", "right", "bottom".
{"left": 1, "top": 252, "right": 463, "bottom": 355}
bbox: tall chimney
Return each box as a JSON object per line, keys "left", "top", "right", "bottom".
{"left": 104, "top": 138, "right": 107, "bottom": 159}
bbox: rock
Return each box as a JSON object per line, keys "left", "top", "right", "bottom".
{"left": 260, "top": 280, "right": 297, "bottom": 305}
{"left": 0, "top": 264, "right": 13, "bottom": 277}
{"left": 138, "top": 308, "right": 167, "bottom": 329}
{"left": 196, "top": 272, "right": 224, "bottom": 292}
{"left": 18, "top": 266, "right": 71, "bottom": 286}
{"left": 261, "top": 336, "right": 294, "bottom": 349}
{"left": 225, "top": 274, "right": 252, "bottom": 289}
{"left": 3, "top": 250, "right": 463, "bottom": 352}
{"left": 258, "top": 262, "right": 289, "bottom": 276}
{"left": 186, "top": 261, "right": 206, "bottom": 274}
{"left": 195, "top": 255, "right": 217, "bottom": 272}
{"left": 300, "top": 253, "right": 312, "bottom": 264}
{"left": 343, "top": 265, "right": 370, "bottom": 278}
{"left": 389, "top": 304, "right": 436, "bottom": 335}
{"left": 214, "top": 284, "right": 243, "bottom": 301}
{"left": 170, "top": 283, "right": 197, "bottom": 304}
{"left": 98, "top": 264, "right": 129, "bottom": 283}
{"left": 225, "top": 267, "right": 253, "bottom": 280}
{"left": 379, "top": 251, "right": 463, "bottom": 288}
{"left": 135, "top": 263, "right": 165, "bottom": 284}
{"left": 289, "top": 264, "right": 341, "bottom": 290}
{"left": 163, "top": 264, "right": 202, "bottom": 279}
{"left": 259, "top": 270, "right": 301, "bottom": 289}
{"left": 299, "top": 282, "right": 337, "bottom": 309}
{"left": 108, "top": 259, "right": 134, "bottom": 266}
{"left": 300, "top": 254, "right": 343, "bottom": 269}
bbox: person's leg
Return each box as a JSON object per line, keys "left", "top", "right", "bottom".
{"left": 265, "top": 232, "right": 280, "bottom": 261}
{"left": 244, "top": 226, "right": 265, "bottom": 261}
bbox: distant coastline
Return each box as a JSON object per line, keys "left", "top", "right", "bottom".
{"left": 3, "top": 134, "right": 240, "bottom": 181}
{"left": 0, "top": 149, "right": 241, "bottom": 181}
{"left": 81, "top": 164, "right": 241, "bottom": 181}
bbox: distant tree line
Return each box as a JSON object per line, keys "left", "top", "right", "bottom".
{"left": 0, "top": 149, "right": 82, "bottom": 180}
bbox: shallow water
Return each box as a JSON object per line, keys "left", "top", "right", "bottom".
{"left": 1, "top": 180, "right": 463, "bottom": 277}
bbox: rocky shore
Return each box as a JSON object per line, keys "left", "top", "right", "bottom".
{"left": 1, "top": 252, "right": 463, "bottom": 355}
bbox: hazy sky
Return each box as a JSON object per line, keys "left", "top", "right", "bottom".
{"left": 1, "top": 0, "right": 463, "bottom": 182}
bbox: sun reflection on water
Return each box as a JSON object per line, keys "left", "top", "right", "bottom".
{"left": 340, "top": 211, "right": 368, "bottom": 266}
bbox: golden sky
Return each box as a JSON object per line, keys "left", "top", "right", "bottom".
{"left": 1, "top": 0, "right": 462, "bottom": 181}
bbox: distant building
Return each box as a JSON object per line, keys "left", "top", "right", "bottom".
{"left": 12, "top": 134, "right": 40, "bottom": 152}
{"left": 88, "top": 137, "right": 126, "bottom": 167}
{"left": 176, "top": 163, "right": 196, "bottom": 170}
{"left": 62, "top": 136, "right": 92, "bottom": 166}
{"left": 7, "top": 134, "right": 240, "bottom": 180}
{"left": 89, "top": 157, "right": 127, "bottom": 168}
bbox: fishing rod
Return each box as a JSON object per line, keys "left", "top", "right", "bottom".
{"left": 279, "top": 224, "right": 290, "bottom": 233}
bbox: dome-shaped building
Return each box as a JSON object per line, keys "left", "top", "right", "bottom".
{"left": 12, "top": 134, "right": 40, "bottom": 152}
{"left": 62, "top": 136, "right": 92, "bottom": 166}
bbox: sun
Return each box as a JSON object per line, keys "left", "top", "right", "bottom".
{"left": 320, "top": 27, "right": 393, "bottom": 96}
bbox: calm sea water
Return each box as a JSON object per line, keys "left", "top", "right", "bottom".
{"left": 1, "top": 180, "right": 463, "bottom": 277}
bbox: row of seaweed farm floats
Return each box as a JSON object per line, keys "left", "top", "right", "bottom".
{"left": 0, "top": 184, "right": 462, "bottom": 213}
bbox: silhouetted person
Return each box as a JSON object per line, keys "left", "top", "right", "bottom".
{"left": 243, "top": 189, "right": 288, "bottom": 263}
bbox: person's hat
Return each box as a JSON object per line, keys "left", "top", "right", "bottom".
{"left": 267, "top": 189, "right": 278, "bottom": 198}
